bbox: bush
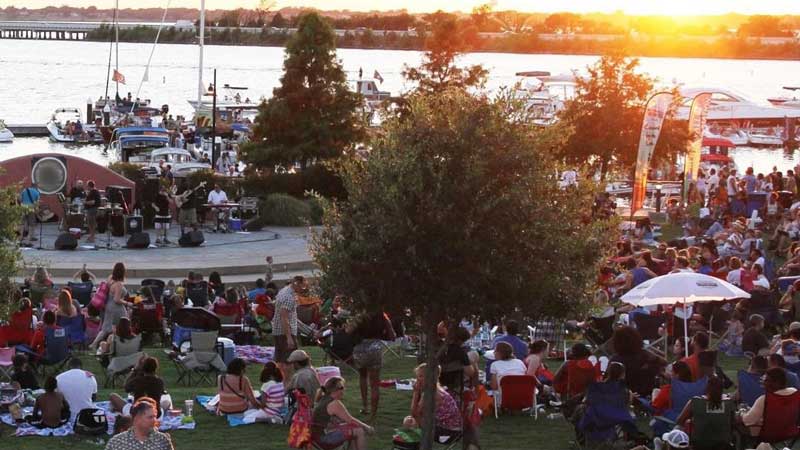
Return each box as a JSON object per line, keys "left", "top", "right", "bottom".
{"left": 306, "top": 197, "right": 325, "bottom": 225}
{"left": 108, "top": 162, "right": 144, "bottom": 182}
{"left": 259, "top": 193, "right": 312, "bottom": 226}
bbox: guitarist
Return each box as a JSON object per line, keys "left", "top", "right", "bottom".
{"left": 175, "top": 179, "right": 199, "bottom": 235}
{"left": 153, "top": 184, "right": 172, "bottom": 245}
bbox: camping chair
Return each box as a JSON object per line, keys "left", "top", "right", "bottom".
{"left": 186, "top": 281, "right": 209, "bottom": 308}
{"left": 56, "top": 314, "right": 87, "bottom": 352}
{"left": 172, "top": 330, "right": 224, "bottom": 386}
{"left": 140, "top": 279, "right": 166, "bottom": 302}
{"left": 585, "top": 315, "right": 616, "bottom": 356}
{"left": 0, "top": 347, "right": 13, "bottom": 381}
{"left": 652, "top": 377, "right": 708, "bottom": 436}
{"left": 737, "top": 370, "right": 765, "bottom": 407}
{"left": 103, "top": 334, "right": 143, "bottom": 388}
{"left": 493, "top": 375, "right": 537, "bottom": 419}
{"left": 67, "top": 281, "right": 93, "bottom": 307}
{"left": 318, "top": 329, "right": 358, "bottom": 375}
{"left": 131, "top": 302, "right": 165, "bottom": 346}
{"left": 28, "top": 284, "right": 51, "bottom": 308}
{"left": 38, "top": 327, "right": 70, "bottom": 377}
{"left": 755, "top": 390, "right": 800, "bottom": 448}
{"left": 576, "top": 381, "right": 638, "bottom": 448}
{"left": 632, "top": 314, "right": 666, "bottom": 358}
{"left": 689, "top": 397, "right": 734, "bottom": 450}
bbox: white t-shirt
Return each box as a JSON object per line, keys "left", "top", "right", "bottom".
{"left": 727, "top": 268, "right": 742, "bottom": 286}
{"left": 207, "top": 189, "right": 228, "bottom": 205}
{"left": 490, "top": 358, "right": 527, "bottom": 385}
{"left": 56, "top": 368, "right": 98, "bottom": 422}
{"left": 753, "top": 275, "right": 770, "bottom": 290}
{"left": 708, "top": 174, "right": 720, "bottom": 191}
{"left": 727, "top": 175, "right": 738, "bottom": 196}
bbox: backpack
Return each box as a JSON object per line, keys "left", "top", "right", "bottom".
{"left": 287, "top": 391, "right": 312, "bottom": 448}
{"left": 90, "top": 281, "right": 110, "bottom": 312}
{"left": 74, "top": 408, "right": 108, "bottom": 435}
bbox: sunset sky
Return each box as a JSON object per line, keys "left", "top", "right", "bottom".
{"left": 2, "top": 0, "right": 800, "bottom": 15}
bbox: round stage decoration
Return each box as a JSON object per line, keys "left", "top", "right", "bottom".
{"left": 31, "top": 157, "right": 67, "bottom": 195}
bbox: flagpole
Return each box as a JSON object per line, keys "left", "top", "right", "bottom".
{"left": 115, "top": 0, "right": 119, "bottom": 97}
{"left": 197, "top": 0, "right": 205, "bottom": 105}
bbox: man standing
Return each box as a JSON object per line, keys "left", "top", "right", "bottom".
{"left": 153, "top": 185, "right": 172, "bottom": 245}
{"left": 272, "top": 276, "right": 304, "bottom": 378}
{"left": 56, "top": 358, "right": 97, "bottom": 426}
{"left": 84, "top": 180, "right": 100, "bottom": 244}
{"left": 176, "top": 179, "right": 198, "bottom": 235}
{"left": 207, "top": 183, "right": 229, "bottom": 233}
{"left": 707, "top": 168, "right": 720, "bottom": 195}
{"left": 19, "top": 181, "right": 40, "bottom": 245}
{"left": 727, "top": 168, "right": 738, "bottom": 197}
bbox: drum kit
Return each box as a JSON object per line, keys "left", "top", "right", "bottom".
{"left": 58, "top": 192, "right": 125, "bottom": 239}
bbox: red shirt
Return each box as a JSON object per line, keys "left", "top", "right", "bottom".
{"left": 681, "top": 354, "right": 701, "bottom": 381}
{"left": 651, "top": 384, "right": 672, "bottom": 413}
{"left": 30, "top": 324, "right": 61, "bottom": 355}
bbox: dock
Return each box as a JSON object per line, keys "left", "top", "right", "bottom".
{"left": 7, "top": 124, "right": 49, "bottom": 137}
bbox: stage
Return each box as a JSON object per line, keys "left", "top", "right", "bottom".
{"left": 16, "top": 223, "right": 316, "bottom": 288}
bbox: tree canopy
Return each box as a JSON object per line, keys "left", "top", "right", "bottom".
{"left": 558, "top": 54, "right": 691, "bottom": 179}
{"left": 242, "top": 12, "right": 364, "bottom": 170}
{"left": 402, "top": 11, "right": 488, "bottom": 94}
{"left": 0, "top": 175, "right": 26, "bottom": 323}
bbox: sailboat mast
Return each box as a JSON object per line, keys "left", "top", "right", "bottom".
{"left": 197, "top": 0, "right": 205, "bottom": 104}
{"left": 115, "top": 0, "right": 120, "bottom": 96}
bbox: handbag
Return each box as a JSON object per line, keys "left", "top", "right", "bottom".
{"left": 90, "top": 281, "right": 110, "bottom": 312}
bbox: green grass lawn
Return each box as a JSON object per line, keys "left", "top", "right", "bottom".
{"left": 1, "top": 340, "right": 754, "bottom": 450}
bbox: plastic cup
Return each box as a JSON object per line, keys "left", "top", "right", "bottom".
{"left": 184, "top": 399, "right": 194, "bottom": 416}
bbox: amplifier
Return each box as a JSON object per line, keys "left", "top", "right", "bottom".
{"left": 110, "top": 214, "right": 125, "bottom": 237}
{"left": 125, "top": 215, "right": 143, "bottom": 235}
{"left": 66, "top": 213, "right": 84, "bottom": 229}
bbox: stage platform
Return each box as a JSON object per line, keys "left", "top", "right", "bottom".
{"left": 16, "top": 223, "right": 316, "bottom": 288}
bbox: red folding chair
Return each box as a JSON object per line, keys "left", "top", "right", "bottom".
{"left": 759, "top": 390, "right": 800, "bottom": 446}
{"left": 493, "top": 375, "right": 537, "bottom": 419}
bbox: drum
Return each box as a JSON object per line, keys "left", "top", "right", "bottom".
{"left": 66, "top": 213, "right": 84, "bottom": 229}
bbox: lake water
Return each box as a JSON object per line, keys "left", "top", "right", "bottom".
{"left": 2, "top": 39, "right": 800, "bottom": 173}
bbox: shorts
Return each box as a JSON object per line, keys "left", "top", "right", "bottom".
{"left": 155, "top": 215, "right": 171, "bottom": 229}
{"left": 273, "top": 334, "right": 297, "bottom": 363}
{"left": 85, "top": 209, "right": 97, "bottom": 227}
{"left": 178, "top": 208, "right": 197, "bottom": 226}
{"left": 315, "top": 424, "right": 356, "bottom": 447}
{"left": 353, "top": 339, "right": 383, "bottom": 370}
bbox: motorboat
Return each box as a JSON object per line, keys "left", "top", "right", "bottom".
{"left": 46, "top": 107, "right": 103, "bottom": 144}
{"left": 678, "top": 87, "right": 800, "bottom": 123}
{"left": 0, "top": 120, "right": 13, "bottom": 142}
{"left": 768, "top": 87, "right": 800, "bottom": 108}
{"left": 111, "top": 126, "right": 170, "bottom": 163}
{"left": 142, "top": 148, "right": 211, "bottom": 178}
{"left": 703, "top": 124, "right": 749, "bottom": 147}
{"left": 513, "top": 71, "right": 578, "bottom": 126}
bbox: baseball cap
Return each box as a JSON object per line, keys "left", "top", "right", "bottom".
{"left": 287, "top": 349, "right": 310, "bottom": 363}
{"left": 791, "top": 322, "right": 800, "bottom": 332}
{"left": 662, "top": 430, "right": 689, "bottom": 448}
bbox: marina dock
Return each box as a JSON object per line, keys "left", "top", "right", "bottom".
{"left": 7, "top": 124, "right": 49, "bottom": 137}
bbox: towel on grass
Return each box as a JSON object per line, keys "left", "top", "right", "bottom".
{"left": 195, "top": 395, "right": 282, "bottom": 426}
{"left": 235, "top": 345, "right": 274, "bottom": 365}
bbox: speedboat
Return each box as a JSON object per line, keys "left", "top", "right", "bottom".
{"left": 0, "top": 120, "right": 13, "bottom": 142}
{"left": 111, "top": 126, "right": 170, "bottom": 163}
{"left": 513, "top": 71, "right": 578, "bottom": 126}
{"left": 46, "top": 107, "right": 103, "bottom": 144}
{"left": 678, "top": 87, "right": 800, "bottom": 123}
{"left": 704, "top": 124, "right": 749, "bottom": 147}
{"left": 768, "top": 87, "right": 800, "bottom": 108}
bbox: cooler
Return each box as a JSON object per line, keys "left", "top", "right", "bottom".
{"left": 746, "top": 192, "right": 767, "bottom": 217}
{"left": 217, "top": 337, "right": 236, "bottom": 365}
{"left": 228, "top": 218, "right": 242, "bottom": 231}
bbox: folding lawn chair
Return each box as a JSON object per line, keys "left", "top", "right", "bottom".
{"left": 67, "top": 281, "right": 93, "bottom": 307}
{"left": 752, "top": 390, "right": 800, "bottom": 449}
{"left": 172, "top": 330, "right": 225, "bottom": 386}
{"left": 633, "top": 314, "right": 666, "bottom": 359}
{"left": 576, "top": 380, "right": 638, "bottom": 449}
{"left": 38, "top": 327, "right": 70, "bottom": 377}
{"left": 131, "top": 302, "right": 166, "bottom": 346}
{"left": 318, "top": 329, "right": 358, "bottom": 375}
{"left": 186, "top": 281, "right": 209, "bottom": 308}
{"left": 689, "top": 397, "right": 734, "bottom": 450}
{"left": 103, "top": 334, "right": 143, "bottom": 388}
{"left": 493, "top": 375, "right": 538, "bottom": 419}
{"left": 57, "top": 314, "right": 87, "bottom": 352}
{"left": 585, "top": 315, "right": 616, "bottom": 356}
{"left": 652, "top": 377, "right": 708, "bottom": 436}
{"left": 141, "top": 279, "right": 166, "bottom": 302}
{"left": 0, "top": 347, "right": 13, "bottom": 382}
{"left": 737, "top": 370, "right": 765, "bottom": 407}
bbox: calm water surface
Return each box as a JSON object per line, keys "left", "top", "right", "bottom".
{"left": 1, "top": 39, "right": 799, "bottom": 173}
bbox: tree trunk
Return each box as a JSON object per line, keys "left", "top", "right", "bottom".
{"left": 420, "top": 318, "right": 440, "bottom": 450}
{"left": 600, "top": 157, "right": 609, "bottom": 182}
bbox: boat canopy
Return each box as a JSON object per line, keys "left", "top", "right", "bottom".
{"left": 114, "top": 126, "right": 169, "bottom": 136}
{"left": 119, "top": 135, "right": 169, "bottom": 145}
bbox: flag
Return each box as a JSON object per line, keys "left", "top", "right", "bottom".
{"left": 683, "top": 92, "right": 712, "bottom": 201}
{"left": 112, "top": 69, "right": 126, "bottom": 85}
{"left": 374, "top": 70, "right": 384, "bottom": 84}
{"left": 631, "top": 92, "right": 673, "bottom": 216}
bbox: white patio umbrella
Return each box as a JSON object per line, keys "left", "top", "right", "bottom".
{"left": 620, "top": 272, "right": 750, "bottom": 357}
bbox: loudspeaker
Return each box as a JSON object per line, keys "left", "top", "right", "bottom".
{"left": 125, "top": 215, "right": 143, "bottom": 235}
{"left": 97, "top": 212, "right": 108, "bottom": 234}
{"left": 243, "top": 218, "right": 263, "bottom": 232}
{"left": 54, "top": 233, "right": 78, "bottom": 250}
{"left": 66, "top": 213, "right": 84, "bottom": 229}
{"left": 126, "top": 232, "right": 150, "bottom": 249}
{"left": 178, "top": 230, "right": 205, "bottom": 247}
{"left": 110, "top": 214, "right": 125, "bottom": 237}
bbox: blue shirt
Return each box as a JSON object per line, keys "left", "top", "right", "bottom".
{"left": 20, "top": 187, "right": 39, "bottom": 205}
{"left": 247, "top": 287, "right": 266, "bottom": 300}
{"left": 744, "top": 175, "right": 756, "bottom": 193}
{"left": 492, "top": 334, "right": 529, "bottom": 360}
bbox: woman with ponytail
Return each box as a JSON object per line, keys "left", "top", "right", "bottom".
{"left": 311, "top": 377, "right": 373, "bottom": 450}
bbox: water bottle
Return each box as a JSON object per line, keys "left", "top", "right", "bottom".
{"left": 547, "top": 412, "right": 563, "bottom": 420}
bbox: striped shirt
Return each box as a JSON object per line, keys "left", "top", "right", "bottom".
{"left": 259, "top": 381, "right": 285, "bottom": 416}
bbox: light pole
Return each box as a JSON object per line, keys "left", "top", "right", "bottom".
{"left": 211, "top": 68, "right": 217, "bottom": 171}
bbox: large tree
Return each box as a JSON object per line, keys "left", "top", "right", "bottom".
{"left": 559, "top": 54, "right": 690, "bottom": 179}
{"left": 242, "top": 12, "right": 364, "bottom": 170}
{"left": 312, "top": 89, "right": 616, "bottom": 450}
{"left": 402, "top": 11, "right": 488, "bottom": 94}
{"left": 0, "top": 176, "right": 27, "bottom": 323}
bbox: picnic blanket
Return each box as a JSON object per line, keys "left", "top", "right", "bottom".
{"left": 196, "top": 395, "right": 283, "bottom": 427}
{"left": 0, "top": 401, "right": 195, "bottom": 436}
{"left": 234, "top": 345, "right": 274, "bottom": 365}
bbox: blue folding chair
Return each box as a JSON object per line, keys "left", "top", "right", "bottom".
{"left": 737, "top": 370, "right": 764, "bottom": 407}
{"left": 778, "top": 276, "right": 800, "bottom": 293}
{"left": 652, "top": 377, "right": 708, "bottom": 436}
{"left": 39, "top": 327, "right": 70, "bottom": 377}
{"left": 67, "top": 281, "right": 94, "bottom": 307}
{"left": 577, "top": 381, "right": 637, "bottom": 447}
{"left": 57, "top": 314, "right": 86, "bottom": 350}
{"left": 786, "top": 369, "right": 800, "bottom": 390}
